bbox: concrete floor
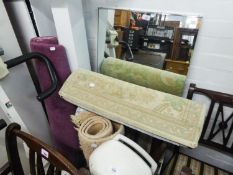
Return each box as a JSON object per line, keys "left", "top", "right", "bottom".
{"left": 132, "top": 50, "right": 166, "bottom": 69}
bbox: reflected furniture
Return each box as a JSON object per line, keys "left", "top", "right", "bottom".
{"left": 114, "top": 10, "right": 131, "bottom": 28}
{"left": 165, "top": 28, "right": 199, "bottom": 75}
{"left": 98, "top": 8, "right": 202, "bottom": 77}
{"left": 164, "top": 59, "right": 189, "bottom": 75}
{"left": 171, "top": 28, "right": 198, "bottom": 61}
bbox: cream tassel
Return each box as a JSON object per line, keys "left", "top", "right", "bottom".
{"left": 72, "top": 111, "right": 124, "bottom": 162}
{"left": 0, "top": 56, "right": 9, "bottom": 80}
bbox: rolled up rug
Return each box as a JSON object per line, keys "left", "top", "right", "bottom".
{"left": 30, "top": 36, "right": 85, "bottom": 167}
{"left": 72, "top": 112, "right": 124, "bottom": 162}
{"left": 100, "top": 57, "right": 186, "bottom": 96}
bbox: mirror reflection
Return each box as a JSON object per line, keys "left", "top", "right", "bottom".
{"left": 98, "top": 8, "right": 202, "bottom": 76}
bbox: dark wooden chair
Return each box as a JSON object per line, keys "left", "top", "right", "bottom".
{"left": 164, "top": 83, "right": 233, "bottom": 175}
{"left": 0, "top": 122, "right": 80, "bottom": 175}
{"left": 187, "top": 83, "right": 233, "bottom": 153}
{"left": 0, "top": 119, "right": 10, "bottom": 175}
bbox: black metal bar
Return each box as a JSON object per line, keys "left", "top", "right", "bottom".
{"left": 200, "top": 100, "right": 215, "bottom": 140}
{"left": 5, "top": 52, "right": 58, "bottom": 101}
{"left": 225, "top": 114, "right": 233, "bottom": 145}
{"left": 186, "top": 83, "right": 196, "bottom": 100}
{"left": 224, "top": 112, "right": 233, "bottom": 123}
{"left": 24, "top": 0, "right": 40, "bottom": 37}
{"left": 231, "top": 140, "right": 233, "bottom": 151}
{"left": 209, "top": 111, "right": 233, "bottom": 141}
{"left": 208, "top": 104, "right": 222, "bottom": 141}
{"left": 0, "top": 119, "right": 7, "bottom": 130}
{"left": 219, "top": 106, "right": 227, "bottom": 146}
{"left": 119, "top": 41, "right": 134, "bottom": 61}
{"left": 5, "top": 124, "right": 24, "bottom": 175}
{"left": 0, "top": 162, "right": 11, "bottom": 175}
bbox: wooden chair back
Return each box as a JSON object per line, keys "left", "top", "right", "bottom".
{"left": 5, "top": 123, "right": 79, "bottom": 175}
{"left": 187, "top": 83, "right": 233, "bottom": 155}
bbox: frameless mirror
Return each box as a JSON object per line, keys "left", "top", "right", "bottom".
{"left": 97, "top": 8, "right": 202, "bottom": 76}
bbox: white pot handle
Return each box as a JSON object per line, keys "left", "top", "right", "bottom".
{"left": 114, "top": 134, "right": 157, "bottom": 174}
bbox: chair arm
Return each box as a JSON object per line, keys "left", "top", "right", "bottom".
{"left": 0, "top": 162, "right": 11, "bottom": 175}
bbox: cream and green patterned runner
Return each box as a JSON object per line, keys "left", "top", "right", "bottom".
{"left": 59, "top": 69, "right": 205, "bottom": 148}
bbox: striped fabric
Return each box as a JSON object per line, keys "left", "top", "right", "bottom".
{"left": 164, "top": 154, "right": 231, "bottom": 175}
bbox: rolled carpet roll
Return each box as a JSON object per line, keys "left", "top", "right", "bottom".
{"left": 30, "top": 36, "right": 85, "bottom": 167}
{"left": 0, "top": 56, "right": 9, "bottom": 79}
{"left": 72, "top": 112, "right": 124, "bottom": 162}
{"left": 100, "top": 57, "right": 186, "bottom": 96}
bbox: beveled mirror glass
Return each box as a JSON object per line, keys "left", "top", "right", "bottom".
{"left": 97, "top": 8, "right": 202, "bottom": 76}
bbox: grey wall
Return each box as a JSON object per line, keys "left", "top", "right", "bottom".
{"left": 0, "top": 0, "right": 52, "bottom": 143}
{"left": 51, "top": 0, "right": 91, "bottom": 71}
{"left": 0, "top": 0, "right": 53, "bottom": 164}
{"left": 30, "top": 0, "right": 57, "bottom": 36}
